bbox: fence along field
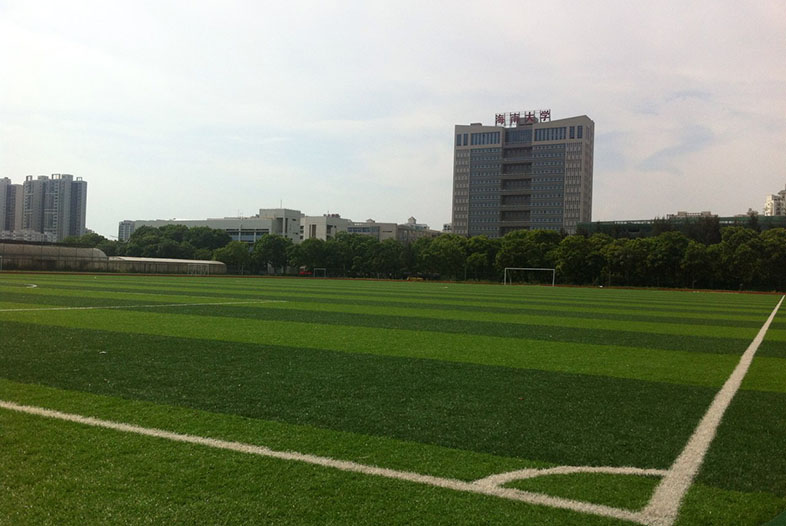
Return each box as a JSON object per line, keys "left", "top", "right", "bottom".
{"left": 1, "top": 273, "right": 785, "bottom": 525}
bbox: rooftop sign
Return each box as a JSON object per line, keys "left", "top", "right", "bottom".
{"left": 494, "top": 110, "right": 551, "bottom": 127}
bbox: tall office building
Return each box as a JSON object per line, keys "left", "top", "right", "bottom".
{"left": 21, "top": 174, "right": 87, "bottom": 241}
{"left": 452, "top": 111, "right": 594, "bottom": 236}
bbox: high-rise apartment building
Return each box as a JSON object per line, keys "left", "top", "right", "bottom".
{"left": 764, "top": 185, "right": 786, "bottom": 216}
{"left": 452, "top": 111, "right": 594, "bottom": 236}
{"left": 0, "top": 178, "right": 24, "bottom": 232}
{"left": 20, "top": 174, "right": 87, "bottom": 241}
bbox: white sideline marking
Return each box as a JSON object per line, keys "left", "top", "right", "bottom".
{"left": 0, "top": 300, "right": 286, "bottom": 313}
{"left": 0, "top": 295, "right": 781, "bottom": 525}
{"left": 0, "top": 399, "right": 644, "bottom": 524}
{"left": 639, "top": 294, "right": 784, "bottom": 526}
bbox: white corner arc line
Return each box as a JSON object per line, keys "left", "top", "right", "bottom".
{"left": 474, "top": 465, "right": 668, "bottom": 489}
{"left": 0, "top": 300, "right": 286, "bottom": 313}
{"left": 640, "top": 295, "right": 784, "bottom": 526}
{"left": 0, "top": 399, "right": 645, "bottom": 524}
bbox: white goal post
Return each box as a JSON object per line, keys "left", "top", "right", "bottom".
{"left": 187, "top": 263, "right": 210, "bottom": 276}
{"left": 313, "top": 267, "right": 327, "bottom": 278}
{"left": 503, "top": 267, "right": 555, "bottom": 286}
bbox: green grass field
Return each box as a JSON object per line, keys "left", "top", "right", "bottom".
{"left": 1, "top": 273, "right": 785, "bottom": 525}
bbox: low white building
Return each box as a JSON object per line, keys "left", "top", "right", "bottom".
{"left": 120, "top": 209, "right": 444, "bottom": 245}
{"left": 118, "top": 208, "right": 303, "bottom": 243}
{"left": 300, "top": 214, "right": 353, "bottom": 241}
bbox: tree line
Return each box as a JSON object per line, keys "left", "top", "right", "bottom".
{"left": 65, "top": 223, "right": 786, "bottom": 291}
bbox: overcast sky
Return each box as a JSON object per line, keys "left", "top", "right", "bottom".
{"left": 1, "top": 0, "right": 785, "bottom": 238}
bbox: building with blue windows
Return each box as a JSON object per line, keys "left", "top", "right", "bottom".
{"left": 452, "top": 113, "right": 594, "bottom": 236}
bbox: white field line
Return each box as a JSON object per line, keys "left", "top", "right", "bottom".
{"left": 475, "top": 465, "right": 668, "bottom": 488}
{"left": 640, "top": 295, "right": 785, "bottom": 526}
{"left": 0, "top": 300, "right": 286, "bottom": 313}
{"left": 0, "top": 399, "right": 645, "bottom": 524}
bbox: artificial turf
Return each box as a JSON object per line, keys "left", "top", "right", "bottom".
{"left": 1, "top": 273, "right": 785, "bottom": 525}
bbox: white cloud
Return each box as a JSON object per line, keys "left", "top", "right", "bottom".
{"left": 1, "top": 0, "right": 785, "bottom": 237}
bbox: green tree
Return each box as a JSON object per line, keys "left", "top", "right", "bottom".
{"left": 495, "top": 230, "right": 562, "bottom": 273}
{"left": 718, "top": 227, "right": 763, "bottom": 289}
{"left": 288, "top": 238, "right": 326, "bottom": 272}
{"left": 213, "top": 241, "right": 251, "bottom": 273}
{"left": 554, "top": 235, "right": 591, "bottom": 284}
{"left": 646, "top": 231, "right": 690, "bottom": 287}
{"left": 252, "top": 234, "right": 293, "bottom": 274}
{"left": 418, "top": 234, "right": 467, "bottom": 279}
{"left": 681, "top": 241, "right": 712, "bottom": 289}
{"left": 370, "top": 238, "right": 403, "bottom": 277}
{"left": 185, "top": 227, "right": 232, "bottom": 251}
{"left": 603, "top": 238, "right": 651, "bottom": 286}
{"left": 465, "top": 235, "right": 500, "bottom": 281}
{"left": 760, "top": 228, "right": 786, "bottom": 290}
{"left": 158, "top": 224, "right": 190, "bottom": 243}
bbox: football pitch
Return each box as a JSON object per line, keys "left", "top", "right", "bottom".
{"left": 1, "top": 273, "right": 785, "bottom": 525}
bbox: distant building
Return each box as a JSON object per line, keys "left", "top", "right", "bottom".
{"left": 666, "top": 211, "right": 716, "bottom": 219}
{"left": 347, "top": 219, "right": 398, "bottom": 241}
{"left": 579, "top": 214, "right": 786, "bottom": 239}
{"left": 0, "top": 229, "right": 57, "bottom": 242}
{"left": 118, "top": 220, "right": 135, "bottom": 242}
{"left": 452, "top": 111, "right": 594, "bottom": 236}
{"left": 1, "top": 174, "right": 86, "bottom": 241}
{"left": 347, "top": 217, "right": 440, "bottom": 243}
{"left": 119, "top": 208, "right": 303, "bottom": 244}
{"left": 300, "top": 214, "right": 353, "bottom": 241}
{"left": 764, "top": 185, "right": 786, "bottom": 216}
{"left": 121, "top": 209, "right": 443, "bottom": 245}
{"left": 0, "top": 178, "right": 23, "bottom": 232}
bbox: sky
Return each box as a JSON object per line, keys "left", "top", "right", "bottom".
{"left": 1, "top": 0, "right": 785, "bottom": 239}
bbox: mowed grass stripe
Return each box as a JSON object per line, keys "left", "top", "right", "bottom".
{"left": 697, "top": 386, "right": 786, "bottom": 496}
{"left": 756, "top": 309, "right": 786, "bottom": 358}
{"left": 0, "top": 311, "right": 758, "bottom": 389}
{"left": 1, "top": 274, "right": 777, "bottom": 318}
{"left": 0, "top": 290, "right": 767, "bottom": 354}
{"left": 0, "top": 378, "right": 551, "bottom": 482}
{"left": 0, "top": 323, "right": 714, "bottom": 468}
{"left": 0, "top": 288, "right": 773, "bottom": 329}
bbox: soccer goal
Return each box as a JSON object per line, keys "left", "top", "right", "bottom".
{"left": 187, "top": 263, "right": 210, "bottom": 276}
{"left": 313, "top": 267, "right": 327, "bottom": 278}
{"left": 503, "top": 267, "right": 555, "bottom": 286}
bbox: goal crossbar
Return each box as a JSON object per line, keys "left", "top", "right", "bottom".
{"left": 503, "top": 267, "right": 555, "bottom": 286}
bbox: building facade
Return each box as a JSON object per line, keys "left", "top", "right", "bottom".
{"left": 0, "top": 178, "right": 24, "bottom": 232}
{"left": 452, "top": 112, "right": 594, "bottom": 236}
{"left": 1, "top": 174, "right": 86, "bottom": 241}
{"left": 300, "top": 214, "right": 353, "bottom": 241}
{"left": 764, "top": 185, "right": 786, "bottom": 216}
{"left": 122, "top": 210, "right": 440, "bottom": 245}
{"left": 119, "top": 209, "right": 304, "bottom": 244}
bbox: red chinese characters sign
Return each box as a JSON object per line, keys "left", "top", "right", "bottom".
{"left": 494, "top": 109, "right": 552, "bottom": 126}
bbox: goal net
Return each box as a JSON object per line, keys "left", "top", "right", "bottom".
{"left": 187, "top": 263, "right": 210, "bottom": 276}
{"left": 313, "top": 267, "right": 327, "bottom": 278}
{"left": 503, "top": 267, "right": 555, "bottom": 286}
